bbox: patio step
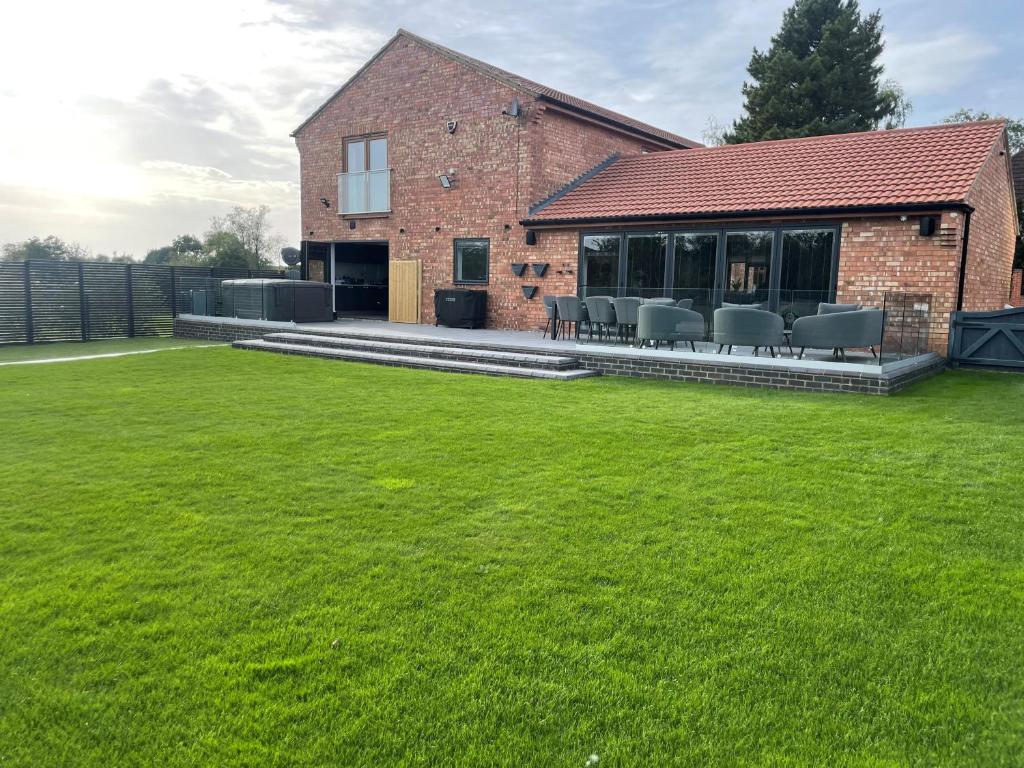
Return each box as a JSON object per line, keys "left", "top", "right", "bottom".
{"left": 259, "top": 332, "right": 582, "bottom": 370}
{"left": 232, "top": 337, "right": 598, "bottom": 380}
{"left": 252, "top": 325, "right": 566, "bottom": 356}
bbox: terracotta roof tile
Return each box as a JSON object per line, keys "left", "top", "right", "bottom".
{"left": 526, "top": 120, "right": 1006, "bottom": 223}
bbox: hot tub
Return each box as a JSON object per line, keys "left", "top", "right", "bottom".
{"left": 220, "top": 279, "right": 333, "bottom": 322}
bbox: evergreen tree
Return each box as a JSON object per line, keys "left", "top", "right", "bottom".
{"left": 725, "top": 0, "right": 905, "bottom": 144}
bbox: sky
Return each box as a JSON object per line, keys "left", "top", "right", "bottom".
{"left": 1, "top": 0, "right": 1020, "bottom": 258}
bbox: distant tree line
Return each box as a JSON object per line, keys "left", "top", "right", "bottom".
{"left": 144, "top": 205, "right": 285, "bottom": 270}
{"left": 0, "top": 235, "right": 133, "bottom": 263}
{"left": 1, "top": 205, "right": 289, "bottom": 269}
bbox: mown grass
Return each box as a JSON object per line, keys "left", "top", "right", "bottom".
{"left": 0, "top": 336, "right": 217, "bottom": 363}
{"left": 0, "top": 347, "right": 1022, "bottom": 767}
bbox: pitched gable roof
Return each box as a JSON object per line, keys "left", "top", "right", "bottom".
{"left": 292, "top": 29, "right": 699, "bottom": 148}
{"left": 524, "top": 120, "right": 1007, "bottom": 224}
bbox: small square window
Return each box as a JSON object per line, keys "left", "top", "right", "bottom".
{"left": 454, "top": 239, "right": 489, "bottom": 284}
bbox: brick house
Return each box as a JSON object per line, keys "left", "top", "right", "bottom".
{"left": 295, "top": 30, "right": 1018, "bottom": 352}
{"left": 294, "top": 29, "right": 697, "bottom": 329}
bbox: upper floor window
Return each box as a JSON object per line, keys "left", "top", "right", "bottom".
{"left": 339, "top": 135, "right": 389, "bottom": 214}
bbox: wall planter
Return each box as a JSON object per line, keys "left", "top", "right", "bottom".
{"left": 511, "top": 263, "right": 528, "bottom": 277}
{"left": 531, "top": 262, "right": 549, "bottom": 277}
{"left": 521, "top": 285, "right": 538, "bottom": 300}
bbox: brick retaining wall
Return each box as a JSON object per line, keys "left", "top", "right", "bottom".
{"left": 574, "top": 351, "right": 945, "bottom": 395}
{"left": 174, "top": 317, "right": 270, "bottom": 343}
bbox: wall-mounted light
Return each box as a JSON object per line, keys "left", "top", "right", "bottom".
{"left": 348, "top": 220, "right": 356, "bottom": 230}
{"left": 319, "top": 197, "right": 330, "bottom": 208}
{"left": 439, "top": 168, "right": 456, "bottom": 189}
{"left": 525, "top": 230, "right": 538, "bottom": 246}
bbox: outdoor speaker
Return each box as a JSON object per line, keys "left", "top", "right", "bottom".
{"left": 919, "top": 216, "right": 937, "bottom": 236}
{"left": 525, "top": 230, "right": 537, "bottom": 246}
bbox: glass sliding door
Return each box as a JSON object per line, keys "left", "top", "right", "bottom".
{"left": 723, "top": 230, "right": 773, "bottom": 307}
{"left": 580, "top": 234, "right": 621, "bottom": 297}
{"left": 778, "top": 229, "right": 836, "bottom": 324}
{"left": 625, "top": 233, "right": 667, "bottom": 298}
{"left": 672, "top": 232, "right": 718, "bottom": 322}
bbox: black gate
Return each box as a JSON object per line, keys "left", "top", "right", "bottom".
{"left": 948, "top": 307, "right": 1024, "bottom": 369}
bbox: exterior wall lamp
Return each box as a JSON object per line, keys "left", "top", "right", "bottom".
{"left": 439, "top": 169, "right": 456, "bottom": 189}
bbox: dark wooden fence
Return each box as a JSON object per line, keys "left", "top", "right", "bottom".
{"left": 0, "top": 261, "right": 284, "bottom": 345}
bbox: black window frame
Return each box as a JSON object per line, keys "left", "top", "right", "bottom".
{"left": 577, "top": 221, "right": 841, "bottom": 310}
{"left": 453, "top": 238, "right": 490, "bottom": 285}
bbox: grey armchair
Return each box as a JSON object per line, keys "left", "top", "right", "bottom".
{"left": 675, "top": 298, "right": 694, "bottom": 310}
{"left": 817, "top": 302, "right": 861, "bottom": 315}
{"left": 637, "top": 305, "right": 705, "bottom": 351}
{"left": 642, "top": 297, "right": 676, "bottom": 306}
{"left": 584, "top": 296, "right": 616, "bottom": 342}
{"left": 791, "top": 308, "right": 883, "bottom": 361}
{"left": 722, "top": 301, "right": 767, "bottom": 311}
{"left": 555, "top": 296, "right": 586, "bottom": 340}
{"left": 713, "top": 307, "right": 785, "bottom": 356}
{"left": 612, "top": 297, "right": 641, "bottom": 344}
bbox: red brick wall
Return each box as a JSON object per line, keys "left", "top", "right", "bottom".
{"left": 526, "top": 106, "right": 657, "bottom": 205}
{"left": 962, "top": 136, "right": 1018, "bottom": 312}
{"left": 1011, "top": 269, "right": 1024, "bottom": 307}
{"left": 835, "top": 213, "right": 964, "bottom": 353}
{"left": 296, "top": 36, "right": 656, "bottom": 330}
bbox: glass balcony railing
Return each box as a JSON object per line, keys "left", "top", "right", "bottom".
{"left": 338, "top": 169, "right": 391, "bottom": 215}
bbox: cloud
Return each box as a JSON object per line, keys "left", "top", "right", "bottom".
{"left": 882, "top": 29, "right": 999, "bottom": 96}
{"left": 0, "top": 0, "right": 1020, "bottom": 257}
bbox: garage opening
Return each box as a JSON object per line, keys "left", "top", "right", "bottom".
{"left": 333, "top": 241, "right": 388, "bottom": 318}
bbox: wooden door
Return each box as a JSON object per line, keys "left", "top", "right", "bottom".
{"left": 388, "top": 259, "right": 421, "bottom": 323}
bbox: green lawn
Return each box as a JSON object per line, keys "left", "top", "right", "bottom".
{"left": 1, "top": 347, "right": 1022, "bottom": 767}
{"left": 0, "top": 336, "right": 218, "bottom": 363}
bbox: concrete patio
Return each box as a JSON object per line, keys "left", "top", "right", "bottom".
{"left": 174, "top": 314, "right": 945, "bottom": 394}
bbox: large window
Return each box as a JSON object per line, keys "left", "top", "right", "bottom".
{"left": 578, "top": 224, "right": 838, "bottom": 312}
{"left": 724, "top": 231, "right": 773, "bottom": 304}
{"left": 673, "top": 232, "right": 718, "bottom": 319}
{"left": 581, "top": 235, "right": 620, "bottom": 297}
{"left": 778, "top": 228, "right": 835, "bottom": 322}
{"left": 453, "top": 239, "right": 489, "bottom": 284}
{"left": 625, "top": 233, "right": 667, "bottom": 298}
{"left": 340, "top": 135, "right": 389, "bottom": 214}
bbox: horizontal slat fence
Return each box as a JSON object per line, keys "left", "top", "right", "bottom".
{"left": 0, "top": 262, "right": 29, "bottom": 344}
{"left": 0, "top": 261, "right": 285, "bottom": 345}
